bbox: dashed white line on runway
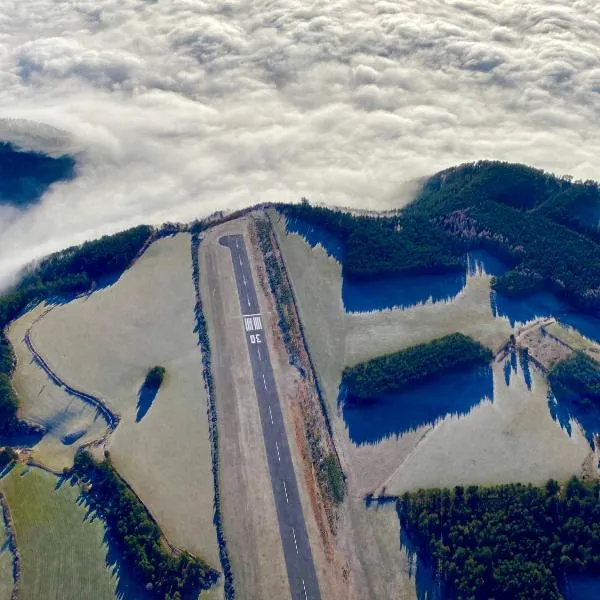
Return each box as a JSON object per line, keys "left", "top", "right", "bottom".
{"left": 292, "top": 527, "right": 298, "bottom": 554}
{"left": 276, "top": 441, "right": 281, "bottom": 462}
{"left": 257, "top": 346, "right": 261, "bottom": 360}
{"left": 262, "top": 373, "right": 267, "bottom": 389}
{"left": 302, "top": 579, "right": 308, "bottom": 600}
{"left": 269, "top": 405, "right": 273, "bottom": 424}
{"left": 283, "top": 479, "right": 289, "bottom": 502}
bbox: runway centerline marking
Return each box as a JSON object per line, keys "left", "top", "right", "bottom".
{"left": 258, "top": 346, "right": 261, "bottom": 360}
{"left": 303, "top": 579, "right": 308, "bottom": 600}
{"left": 283, "top": 479, "right": 289, "bottom": 502}
{"left": 292, "top": 528, "right": 298, "bottom": 554}
{"left": 269, "top": 405, "right": 273, "bottom": 425}
{"left": 276, "top": 441, "right": 281, "bottom": 462}
{"left": 262, "top": 373, "right": 267, "bottom": 390}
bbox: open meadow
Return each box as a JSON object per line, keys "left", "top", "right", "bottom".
{"left": 1, "top": 465, "right": 127, "bottom": 600}
{"left": 9, "top": 234, "right": 221, "bottom": 573}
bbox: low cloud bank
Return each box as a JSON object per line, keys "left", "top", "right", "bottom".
{"left": 0, "top": 0, "right": 599, "bottom": 287}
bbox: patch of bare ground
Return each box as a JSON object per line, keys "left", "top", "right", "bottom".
{"left": 10, "top": 234, "right": 221, "bottom": 575}
{"left": 199, "top": 219, "right": 290, "bottom": 600}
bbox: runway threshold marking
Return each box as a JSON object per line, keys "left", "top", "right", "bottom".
{"left": 276, "top": 440, "right": 281, "bottom": 462}
{"left": 292, "top": 527, "right": 298, "bottom": 554}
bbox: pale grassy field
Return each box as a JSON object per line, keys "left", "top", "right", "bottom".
{"left": 14, "top": 235, "right": 220, "bottom": 570}
{"left": 546, "top": 321, "right": 600, "bottom": 361}
{"left": 8, "top": 305, "right": 107, "bottom": 470}
{"left": 1, "top": 465, "right": 120, "bottom": 600}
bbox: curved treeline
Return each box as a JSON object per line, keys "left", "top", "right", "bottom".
{"left": 73, "top": 451, "right": 219, "bottom": 600}
{"left": 0, "top": 225, "right": 153, "bottom": 331}
{"left": 282, "top": 161, "right": 600, "bottom": 311}
{"left": 342, "top": 333, "right": 492, "bottom": 402}
{"left": 549, "top": 352, "right": 600, "bottom": 402}
{"left": 399, "top": 477, "right": 600, "bottom": 600}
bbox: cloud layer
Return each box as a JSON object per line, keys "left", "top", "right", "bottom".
{"left": 0, "top": 0, "right": 599, "bottom": 286}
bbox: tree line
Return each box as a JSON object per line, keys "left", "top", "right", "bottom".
{"left": 342, "top": 333, "right": 492, "bottom": 402}
{"left": 549, "top": 352, "right": 600, "bottom": 403}
{"left": 282, "top": 161, "right": 600, "bottom": 311}
{"left": 399, "top": 477, "right": 600, "bottom": 599}
{"left": 72, "top": 451, "right": 219, "bottom": 600}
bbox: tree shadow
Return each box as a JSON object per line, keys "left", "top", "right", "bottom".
{"left": 136, "top": 383, "right": 159, "bottom": 423}
{"left": 340, "top": 365, "right": 493, "bottom": 445}
{"left": 548, "top": 387, "right": 600, "bottom": 449}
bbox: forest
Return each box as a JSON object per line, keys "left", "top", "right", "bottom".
{"left": 342, "top": 333, "right": 492, "bottom": 402}
{"left": 0, "top": 141, "right": 76, "bottom": 207}
{"left": 282, "top": 161, "right": 600, "bottom": 310}
{"left": 549, "top": 352, "right": 600, "bottom": 403}
{"left": 399, "top": 477, "right": 600, "bottom": 599}
{"left": 72, "top": 451, "right": 219, "bottom": 599}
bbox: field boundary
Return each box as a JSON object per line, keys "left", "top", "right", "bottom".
{"left": 191, "top": 232, "right": 235, "bottom": 599}
{"left": 0, "top": 491, "right": 20, "bottom": 600}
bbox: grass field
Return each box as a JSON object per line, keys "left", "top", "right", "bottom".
{"left": 1, "top": 465, "right": 131, "bottom": 600}
{"left": 0, "top": 500, "right": 14, "bottom": 600}
{"left": 18, "top": 234, "right": 220, "bottom": 569}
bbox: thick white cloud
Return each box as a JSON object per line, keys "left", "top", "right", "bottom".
{"left": 0, "top": 0, "right": 599, "bottom": 286}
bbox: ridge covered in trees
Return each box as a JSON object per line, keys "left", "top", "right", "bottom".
{"left": 282, "top": 161, "right": 600, "bottom": 311}
{"left": 73, "top": 451, "right": 219, "bottom": 599}
{"left": 399, "top": 478, "right": 600, "bottom": 600}
{"left": 342, "top": 333, "right": 492, "bottom": 402}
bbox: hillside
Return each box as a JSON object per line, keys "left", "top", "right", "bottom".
{"left": 282, "top": 161, "right": 600, "bottom": 311}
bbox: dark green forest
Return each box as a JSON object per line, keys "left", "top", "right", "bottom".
{"left": 73, "top": 451, "right": 219, "bottom": 599}
{"left": 0, "top": 142, "right": 76, "bottom": 207}
{"left": 549, "top": 352, "right": 600, "bottom": 403}
{"left": 282, "top": 161, "right": 600, "bottom": 310}
{"left": 399, "top": 478, "right": 600, "bottom": 600}
{"left": 342, "top": 333, "right": 492, "bottom": 402}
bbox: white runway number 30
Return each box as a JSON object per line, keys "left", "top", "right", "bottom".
{"left": 250, "top": 333, "right": 262, "bottom": 344}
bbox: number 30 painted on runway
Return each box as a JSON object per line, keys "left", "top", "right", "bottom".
{"left": 250, "top": 334, "right": 262, "bottom": 344}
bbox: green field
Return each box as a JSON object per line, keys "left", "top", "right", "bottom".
{"left": 0, "top": 501, "right": 13, "bottom": 600}
{"left": 1, "top": 465, "right": 132, "bottom": 600}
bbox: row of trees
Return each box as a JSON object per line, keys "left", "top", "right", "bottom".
{"left": 0, "top": 225, "right": 153, "bottom": 330}
{"left": 342, "top": 333, "right": 492, "bottom": 402}
{"left": 73, "top": 451, "right": 219, "bottom": 599}
{"left": 399, "top": 477, "right": 600, "bottom": 599}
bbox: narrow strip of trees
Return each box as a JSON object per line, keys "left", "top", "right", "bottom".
{"left": 342, "top": 333, "right": 492, "bottom": 402}
{"left": 73, "top": 451, "right": 219, "bottom": 600}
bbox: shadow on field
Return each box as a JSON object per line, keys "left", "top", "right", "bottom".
{"left": 136, "top": 383, "right": 159, "bottom": 423}
{"left": 76, "top": 492, "right": 151, "bottom": 599}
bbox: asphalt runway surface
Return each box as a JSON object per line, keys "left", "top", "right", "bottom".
{"left": 219, "top": 234, "right": 321, "bottom": 600}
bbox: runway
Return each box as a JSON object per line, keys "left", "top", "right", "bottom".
{"left": 219, "top": 234, "right": 321, "bottom": 600}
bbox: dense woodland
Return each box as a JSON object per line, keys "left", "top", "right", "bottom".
{"left": 0, "top": 142, "right": 76, "bottom": 207}
{"left": 73, "top": 452, "right": 219, "bottom": 599}
{"left": 282, "top": 161, "right": 600, "bottom": 310}
{"left": 342, "top": 333, "right": 492, "bottom": 402}
{"left": 399, "top": 478, "right": 600, "bottom": 599}
{"left": 549, "top": 352, "right": 600, "bottom": 403}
